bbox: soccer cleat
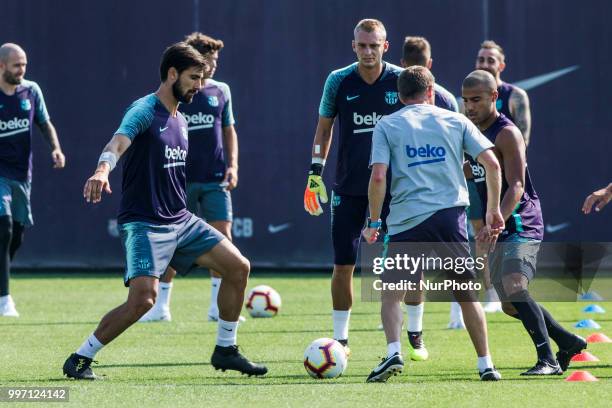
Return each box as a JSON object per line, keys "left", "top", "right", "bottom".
{"left": 337, "top": 339, "right": 351, "bottom": 359}
{"left": 138, "top": 307, "right": 171, "bottom": 322}
{"left": 520, "top": 360, "right": 563, "bottom": 376}
{"left": 479, "top": 367, "right": 502, "bottom": 381}
{"left": 0, "top": 296, "right": 19, "bottom": 317}
{"left": 483, "top": 301, "right": 504, "bottom": 313}
{"left": 62, "top": 353, "right": 98, "bottom": 380}
{"left": 407, "top": 331, "right": 429, "bottom": 361}
{"left": 556, "top": 335, "right": 588, "bottom": 372}
{"left": 210, "top": 345, "right": 267, "bottom": 376}
{"left": 447, "top": 320, "right": 465, "bottom": 330}
{"left": 366, "top": 352, "right": 404, "bottom": 383}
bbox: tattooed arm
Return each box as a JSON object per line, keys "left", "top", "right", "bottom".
{"left": 509, "top": 87, "right": 532, "bottom": 146}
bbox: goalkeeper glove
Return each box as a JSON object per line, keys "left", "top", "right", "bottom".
{"left": 304, "top": 163, "right": 328, "bottom": 216}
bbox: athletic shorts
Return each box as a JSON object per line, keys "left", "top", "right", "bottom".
{"left": 119, "top": 214, "right": 225, "bottom": 286}
{"left": 386, "top": 206, "right": 476, "bottom": 281}
{"left": 330, "top": 191, "right": 389, "bottom": 265}
{"left": 0, "top": 176, "right": 33, "bottom": 227}
{"left": 467, "top": 180, "right": 484, "bottom": 221}
{"left": 186, "top": 181, "right": 233, "bottom": 222}
{"left": 490, "top": 233, "right": 540, "bottom": 285}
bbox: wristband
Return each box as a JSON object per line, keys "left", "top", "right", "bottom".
{"left": 309, "top": 163, "right": 323, "bottom": 176}
{"left": 98, "top": 151, "right": 117, "bottom": 171}
{"left": 367, "top": 217, "right": 382, "bottom": 229}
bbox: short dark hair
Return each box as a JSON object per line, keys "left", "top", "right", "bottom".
{"left": 184, "top": 32, "right": 224, "bottom": 55}
{"left": 159, "top": 42, "right": 208, "bottom": 82}
{"left": 402, "top": 36, "right": 431, "bottom": 67}
{"left": 480, "top": 40, "right": 505, "bottom": 62}
{"left": 397, "top": 66, "right": 435, "bottom": 99}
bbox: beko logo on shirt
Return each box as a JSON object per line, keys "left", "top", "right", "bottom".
{"left": 405, "top": 144, "right": 447, "bottom": 167}
{"left": 0, "top": 117, "right": 30, "bottom": 131}
{"left": 353, "top": 112, "right": 382, "bottom": 126}
{"left": 185, "top": 112, "right": 214, "bottom": 125}
{"left": 471, "top": 162, "right": 486, "bottom": 182}
{"left": 165, "top": 145, "right": 187, "bottom": 161}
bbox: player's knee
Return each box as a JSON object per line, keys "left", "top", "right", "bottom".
{"left": 501, "top": 302, "right": 517, "bottom": 316}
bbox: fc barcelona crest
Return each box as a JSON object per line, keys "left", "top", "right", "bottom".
{"left": 385, "top": 91, "right": 398, "bottom": 105}
{"left": 20, "top": 99, "right": 32, "bottom": 111}
{"left": 208, "top": 96, "right": 219, "bottom": 107}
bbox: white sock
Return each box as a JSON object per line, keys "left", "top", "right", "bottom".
{"left": 405, "top": 303, "right": 424, "bottom": 332}
{"left": 157, "top": 282, "right": 173, "bottom": 308}
{"left": 209, "top": 277, "right": 221, "bottom": 314}
{"left": 477, "top": 355, "right": 494, "bottom": 371}
{"left": 450, "top": 301, "right": 464, "bottom": 322}
{"left": 216, "top": 318, "right": 238, "bottom": 347}
{"left": 332, "top": 310, "right": 351, "bottom": 340}
{"left": 387, "top": 341, "right": 402, "bottom": 358}
{"left": 0, "top": 295, "right": 10, "bottom": 304}
{"left": 485, "top": 287, "right": 500, "bottom": 302}
{"left": 76, "top": 333, "right": 104, "bottom": 359}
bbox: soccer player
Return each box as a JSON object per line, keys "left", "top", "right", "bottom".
{"left": 0, "top": 43, "right": 65, "bottom": 317}
{"left": 62, "top": 43, "right": 266, "bottom": 379}
{"left": 469, "top": 40, "right": 533, "bottom": 313}
{"left": 303, "top": 19, "right": 404, "bottom": 356}
{"left": 364, "top": 66, "right": 503, "bottom": 382}
{"left": 582, "top": 183, "right": 612, "bottom": 214}
{"left": 139, "top": 32, "right": 242, "bottom": 323}
{"left": 390, "top": 36, "right": 460, "bottom": 357}
{"left": 462, "top": 69, "right": 586, "bottom": 375}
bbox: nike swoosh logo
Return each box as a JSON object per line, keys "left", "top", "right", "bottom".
{"left": 222, "top": 327, "right": 233, "bottom": 332}
{"left": 346, "top": 95, "right": 360, "bottom": 101}
{"left": 88, "top": 341, "right": 93, "bottom": 347}
{"left": 536, "top": 342, "right": 548, "bottom": 348}
{"left": 160, "top": 126, "right": 169, "bottom": 132}
{"left": 513, "top": 66, "right": 580, "bottom": 91}
{"left": 545, "top": 222, "right": 571, "bottom": 234}
{"left": 268, "top": 223, "right": 292, "bottom": 234}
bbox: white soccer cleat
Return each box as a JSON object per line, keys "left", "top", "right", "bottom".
{"left": 483, "top": 301, "right": 504, "bottom": 313}
{"left": 138, "top": 307, "right": 171, "bottom": 322}
{"left": 0, "top": 296, "right": 19, "bottom": 317}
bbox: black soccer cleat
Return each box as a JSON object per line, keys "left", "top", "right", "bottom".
{"left": 556, "top": 335, "right": 587, "bottom": 372}
{"left": 520, "top": 360, "right": 563, "bottom": 376}
{"left": 366, "top": 352, "right": 404, "bottom": 383}
{"left": 62, "top": 353, "right": 98, "bottom": 380}
{"left": 210, "top": 345, "right": 267, "bottom": 376}
{"left": 479, "top": 367, "right": 502, "bottom": 381}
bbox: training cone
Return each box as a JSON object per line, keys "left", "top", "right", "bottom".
{"left": 574, "top": 319, "right": 602, "bottom": 329}
{"left": 586, "top": 333, "right": 612, "bottom": 343}
{"left": 570, "top": 351, "right": 600, "bottom": 362}
{"left": 565, "top": 370, "right": 599, "bottom": 382}
{"left": 583, "top": 304, "right": 606, "bottom": 314}
{"left": 579, "top": 291, "right": 604, "bottom": 301}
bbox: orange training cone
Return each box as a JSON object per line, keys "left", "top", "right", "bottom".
{"left": 565, "top": 370, "right": 598, "bottom": 382}
{"left": 570, "top": 351, "right": 600, "bottom": 362}
{"left": 586, "top": 333, "right": 612, "bottom": 343}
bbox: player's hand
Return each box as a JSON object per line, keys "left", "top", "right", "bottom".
{"left": 362, "top": 227, "right": 379, "bottom": 244}
{"left": 223, "top": 166, "right": 238, "bottom": 191}
{"left": 582, "top": 185, "right": 612, "bottom": 214}
{"left": 477, "top": 207, "right": 505, "bottom": 249}
{"left": 83, "top": 169, "right": 112, "bottom": 203}
{"left": 304, "top": 175, "right": 328, "bottom": 216}
{"left": 52, "top": 149, "right": 65, "bottom": 169}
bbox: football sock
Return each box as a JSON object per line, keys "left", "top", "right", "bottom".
{"left": 157, "top": 281, "right": 173, "bottom": 308}
{"left": 387, "top": 341, "right": 401, "bottom": 358}
{"left": 477, "top": 355, "right": 494, "bottom": 371}
{"left": 76, "top": 333, "right": 104, "bottom": 359}
{"left": 405, "top": 303, "right": 424, "bottom": 332}
{"left": 0, "top": 216, "right": 11, "bottom": 297}
{"left": 216, "top": 318, "right": 238, "bottom": 347}
{"left": 209, "top": 277, "right": 221, "bottom": 315}
{"left": 450, "top": 301, "right": 463, "bottom": 322}
{"left": 538, "top": 305, "right": 576, "bottom": 349}
{"left": 9, "top": 222, "right": 24, "bottom": 260}
{"left": 332, "top": 310, "right": 351, "bottom": 340}
{"left": 509, "top": 290, "right": 556, "bottom": 363}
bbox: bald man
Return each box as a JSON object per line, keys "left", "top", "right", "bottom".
{"left": 0, "top": 43, "right": 65, "bottom": 317}
{"left": 462, "top": 70, "right": 585, "bottom": 375}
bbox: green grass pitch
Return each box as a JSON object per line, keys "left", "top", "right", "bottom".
{"left": 1, "top": 272, "right": 611, "bottom": 407}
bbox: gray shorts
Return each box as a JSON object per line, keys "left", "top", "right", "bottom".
{"left": 0, "top": 176, "right": 33, "bottom": 226}
{"left": 119, "top": 214, "right": 225, "bottom": 286}
{"left": 186, "top": 182, "right": 232, "bottom": 222}
{"left": 490, "top": 234, "right": 540, "bottom": 285}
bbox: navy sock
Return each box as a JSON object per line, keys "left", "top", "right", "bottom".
{"left": 0, "top": 216, "right": 12, "bottom": 297}
{"left": 9, "top": 222, "right": 24, "bottom": 260}
{"left": 509, "top": 290, "right": 556, "bottom": 364}
{"left": 539, "top": 305, "right": 575, "bottom": 349}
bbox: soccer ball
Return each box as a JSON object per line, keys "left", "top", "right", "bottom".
{"left": 303, "top": 338, "right": 348, "bottom": 379}
{"left": 245, "top": 285, "right": 281, "bottom": 318}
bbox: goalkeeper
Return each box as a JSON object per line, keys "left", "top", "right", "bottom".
{"left": 303, "top": 19, "right": 404, "bottom": 356}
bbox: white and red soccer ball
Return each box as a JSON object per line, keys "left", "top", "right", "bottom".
{"left": 303, "top": 338, "right": 348, "bottom": 379}
{"left": 245, "top": 285, "right": 281, "bottom": 318}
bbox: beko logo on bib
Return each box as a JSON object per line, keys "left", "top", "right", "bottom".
{"left": 405, "top": 144, "right": 447, "bottom": 167}
{"left": 185, "top": 112, "right": 214, "bottom": 125}
{"left": 0, "top": 117, "right": 30, "bottom": 131}
{"left": 353, "top": 112, "right": 382, "bottom": 126}
{"left": 164, "top": 145, "right": 187, "bottom": 161}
